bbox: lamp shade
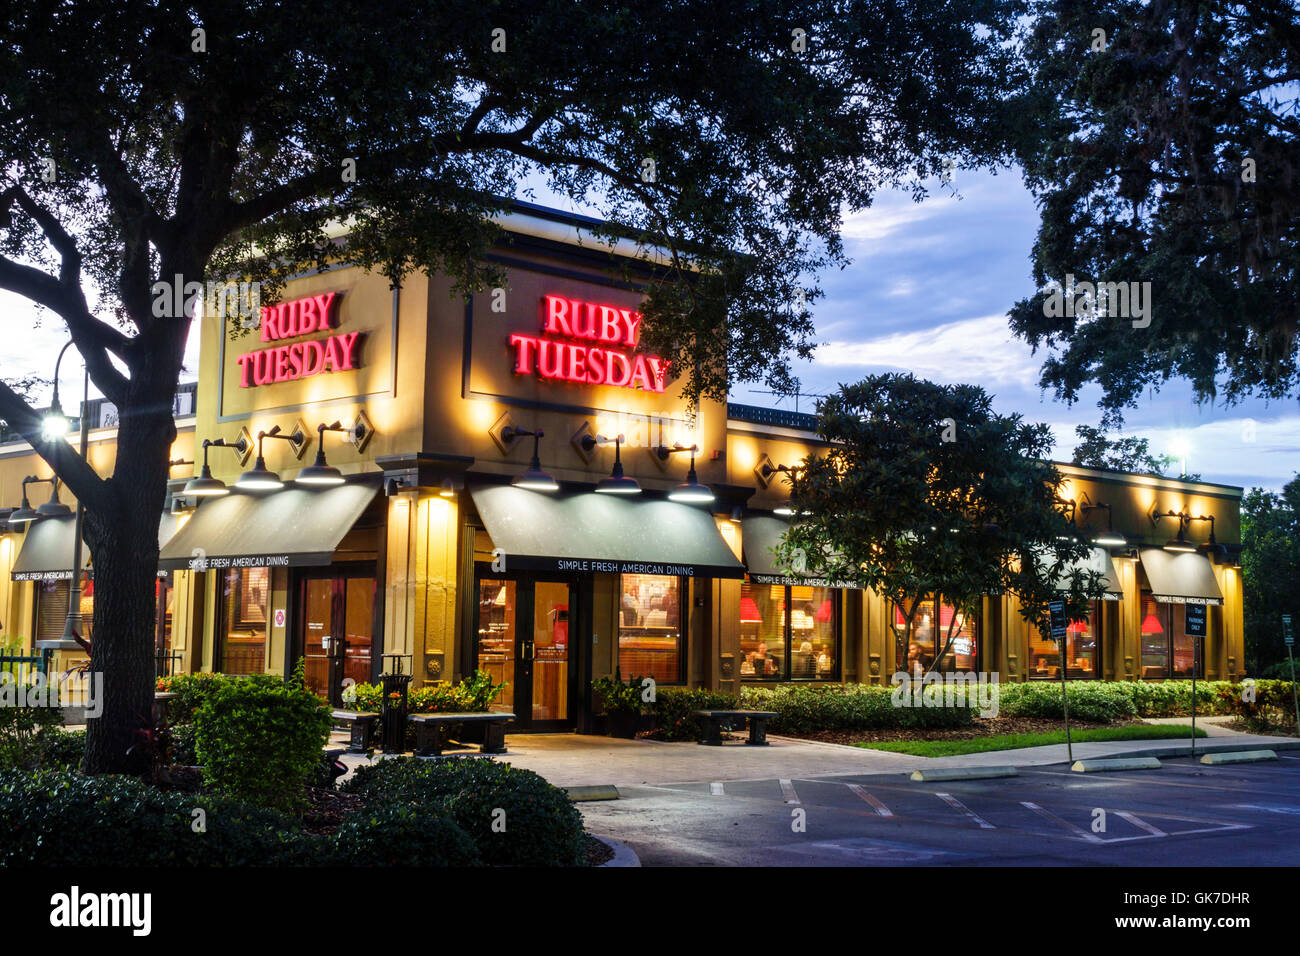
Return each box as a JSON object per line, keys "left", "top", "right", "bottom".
{"left": 1067, "top": 619, "right": 1088, "bottom": 635}
{"left": 740, "top": 596, "right": 763, "bottom": 624}
{"left": 814, "top": 599, "right": 834, "bottom": 623}
{"left": 894, "top": 606, "right": 906, "bottom": 628}
{"left": 1141, "top": 613, "right": 1164, "bottom": 634}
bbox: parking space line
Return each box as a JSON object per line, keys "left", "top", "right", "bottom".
{"left": 936, "top": 792, "right": 995, "bottom": 829}
{"left": 779, "top": 778, "right": 800, "bottom": 804}
{"left": 1114, "top": 811, "right": 1166, "bottom": 837}
{"left": 847, "top": 784, "right": 894, "bottom": 816}
{"left": 709, "top": 782, "right": 724, "bottom": 796}
{"left": 1020, "top": 801, "right": 1103, "bottom": 842}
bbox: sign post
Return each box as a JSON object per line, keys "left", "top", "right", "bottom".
{"left": 1048, "top": 601, "right": 1071, "bottom": 764}
{"left": 1284, "top": 614, "right": 1297, "bottom": 736}
{"left": 1185, "top": 603, "right": 1207, "bottom": 758}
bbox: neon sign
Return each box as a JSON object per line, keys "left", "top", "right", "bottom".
{"left": 509, "top": 294, "right": 670, "bottom": 393}
{"left": 236, "top": 292, "right": 361, "bottom": 387}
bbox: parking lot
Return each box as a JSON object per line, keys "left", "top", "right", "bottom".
{"left": 579, "top": 753, "right": 1300, "bottom": 866}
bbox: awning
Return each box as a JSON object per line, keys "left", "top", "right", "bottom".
{"left": 741, "top": 516, "right": 861, "bottom": 588}
{"left": 158, "top": 482, "right": 379, "bottom": 572}
{"left": 1138, "top": 548, "right": 1224, "bottom": 605}
{"left": 470, "top": 485, "right": 745, "bottom": 578}
{"left": 1058, "top": 546, "right": 1124, "bottom": 601}
{"left": 10, "top": 516, "right": 88, "bottom": 582}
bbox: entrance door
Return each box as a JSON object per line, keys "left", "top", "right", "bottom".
{"left": 474, "top": 574, "right": 577, "bottom": 731}
{"left": 298, "top": 569, "right": 376, "bottom": 705}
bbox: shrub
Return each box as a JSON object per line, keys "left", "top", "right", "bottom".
{"left": 0, "top": 769, "right": 315, "bottom": 866}
{"left": 332, "top": 801, "right": 481, "bottom": 866}
{"left": 647, "top": 687, "right": 740, "bottom": 740}
{"left": 740, "top": 682, "right": 975, "bottom": 733}
{"left": 194, "top": 664, "right": 332, "bottom": 811}
{"left": 0, "top": 680, "right": 67, "bottom": 770}
{"left": 1216, "top": 679, "right": 1297, "bottom": 733}
{"left": 591, "top": 669, "right": 648, "bottom": 716}
{"left": 996, "top": 681, "right": 1138, "bottom": 722}
{"left": 343, "top": 670, "right": 507, "bottom": 714}
{"left": 343, "top": 757, "right": 585, "bottom": 866}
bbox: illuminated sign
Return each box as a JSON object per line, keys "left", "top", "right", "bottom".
{"left": 236, "top": 292, "right": 360, "bottom": 387}
{"left": 509, "top": 294, "right": 670, "bottom": 392}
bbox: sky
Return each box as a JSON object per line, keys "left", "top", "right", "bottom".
{"left": 2, "top": 168, "right": 1297, "bottom": 492}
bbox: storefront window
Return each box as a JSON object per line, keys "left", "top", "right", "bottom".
{"left": 1029, "top": 600, "right": 1101, "bottom": 679}
{"left": 218, "top": 567, "right": 268, "bottom": 675}
{"left": 894, "top": 595, "right": 978, "bottom": 674}
{"left": 34, "top": 577, "right": 93, "bottom": 645}
{"left": 617, "top": 574, "right": 682, "bottom": 684}
{"left": 1140, "top": 594, "right": 1203, "bottom": 680}
{"left": 476, "top": 579, "right": 516, "bottom": 712}
{"left": 740, "top": 579, "right": 838, "bottom": 681}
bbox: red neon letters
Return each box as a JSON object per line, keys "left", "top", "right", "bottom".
{"left": 510, "top": 294, "right": 669, "bottom": 392}
{"left": 237, "top": 292, "right": 362, "bottom": 387}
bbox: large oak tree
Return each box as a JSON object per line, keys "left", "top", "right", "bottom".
{"left": 0, "top": 0, "right": 1024, "bottom": 772}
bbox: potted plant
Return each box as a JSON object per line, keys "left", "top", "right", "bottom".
{"left": 591, "top": 670, "right": 644, "bottom": 739}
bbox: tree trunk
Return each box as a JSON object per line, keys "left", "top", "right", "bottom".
{"left": 80, "top": 378, "right": 177, "bottom": 775}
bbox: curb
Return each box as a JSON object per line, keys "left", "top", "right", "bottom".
{"left": 1199, "top": 750, "right": 1279, "bottom": 765}
{"left": 1071, "top": 757, "right": 1162, "bottom": 773}
{"left": 909, "top": 766, "right": 1017, "bottom": 782}
{"left": 567, "top": 784, "right": 620, "bottom": 802}
{"left": 594, "top": 835, "right": 640, "bottom": 867}
{"left": 1091, "top": 738, "right": 1300, "bottom": 761}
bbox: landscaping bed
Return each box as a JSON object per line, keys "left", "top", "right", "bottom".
{"left": 782, "top": 715, "right": 1132, "bottom": 746}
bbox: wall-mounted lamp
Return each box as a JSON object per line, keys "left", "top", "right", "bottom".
{"left": 503, "top": 426, "right": 559, "bottom": 492}
{"left": 185, "top": 437, "right": 249, "bottom": 497}
{"left": 582, "top": 434, "right": 640, "bottom": 495}
{"left": 1079, "top": 494, "right": 1126, "bottom": 548}
{"left": 656, "top": 443, "right": 713, "bottom": 505}
{"left": 758, "top": 461, "right": 800, "bottom": 514}
{"left": 1151, "top": 507, "right": 1196, "bottom": 553}
{"left": 8, "top": 476, "right": 68, "bottom": 523}
{"left": 236, "top": 425, "right": 304, "bottom": 491}
{"left": 296, "top": 422, "right": 349, "bottom": 486}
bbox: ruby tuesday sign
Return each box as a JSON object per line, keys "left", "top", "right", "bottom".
{"left": 236, "top": 292, "right": 360, "bottom": 388}
{"left": 510, "top": 295, "right": 669, "bottom": 392}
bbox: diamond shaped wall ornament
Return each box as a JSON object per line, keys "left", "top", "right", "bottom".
{"left": 488, "top": 411, "right": 518, "bottom": 456}
{"left": 347, "top": 409, "right": 375, "bottom": 454}
{"left": 753, "top": 452, "right": 775, "bottom": 488}
{"left": 287, "top": 418, "right": 311, "bottom": 459}
{"left": 571, "top": 422, "right": 596, "bottom": 464}
{"left": 236, "top": 426, "right": 255, "bottom": 466}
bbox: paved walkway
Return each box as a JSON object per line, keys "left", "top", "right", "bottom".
{"left": 335, "top": 723, "right": 1298, "bottom": 789}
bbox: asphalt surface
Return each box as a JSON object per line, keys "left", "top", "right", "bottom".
{"left": 579, "top": 752, "right": 1300, "bottom": 866}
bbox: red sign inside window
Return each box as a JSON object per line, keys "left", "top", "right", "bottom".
{"left": 509, "top": 294, "right": 670, "bottom": 393}
{"left": 236, "top": 292, "right": 361, "bottom": 387}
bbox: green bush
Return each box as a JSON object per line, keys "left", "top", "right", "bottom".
{"left": 1215, "top": 679, "right": 1297, "bottom": 733}
{"left": 332, "top": 801, "right": 481, "bottom": 866}
{"left": 647, "top": 687, "right": 740, "bottom": 740}
{"left": 194, "top": 664, "right": 332, "bottom": 811}
{"left": 590, "top": 669, "right": 648, "bottom": 716}
{"left": 343, "top": 757, "right": 585, "bottom": 866}
{"left": 996, "top": 681, "right": 1138, "bottom": 722}
{"left": 0, "top": 769, "right": 316, "bottom": 866}
{"left": 0, "top": 681, "right": 67, "bottom": 770}
{"left": 740, "top": 682, "right": 975, "bottom": 733}
{"left": 1124, "top": 680, "right": 1230, "bottom": 717}
{"left": 343, "top": 669, "right": 507, "bottom": 714}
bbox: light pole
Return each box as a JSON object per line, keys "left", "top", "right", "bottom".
{"left": 35, "top": 341, "right": 90, "bottom": 652}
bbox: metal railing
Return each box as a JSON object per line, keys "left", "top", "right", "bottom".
{"left": 0, "top": 650, "right": 49, "bottom": 685}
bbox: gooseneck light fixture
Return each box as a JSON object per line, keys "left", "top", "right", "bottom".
{"left": 583, "top": 434, "right": 640, "bottom": 495}
{"left": 657, "top": 443, "right": 714, "bottom": 505}
{"left": 236, "top": 426, "right": 304, "bottom": 491}
{"left": 503, "top": 426, "right": 559, "bottom": 492}
{"left": 185, "top": 437, "right": 250, "bottom": 497}
{"left": 8, "top": 476, "right": 70, "bottom": 522}
{"left": 1151, "top": 507, "right": 1196, "bottom": 553}
{"left": 1079, "top": 495, "right": 1127, "bottom": 548}
{"left": 1187, "top": 514, "right": 1226, "bottom": 559}
{"left": 758, "top": 461, "right": 800, "bottom": 515}
{"left": 296, "top": 422, "right": 349, "bottom": 486}
{"left": 39, "top": 341, "right": 82, "bottom": 443}
{"left": 7, "top": 476, "right": 43, "bottom": 524}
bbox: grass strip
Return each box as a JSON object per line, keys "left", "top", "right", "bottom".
{"left": 856, "top": 724, "right": 1208, "bottom": 757}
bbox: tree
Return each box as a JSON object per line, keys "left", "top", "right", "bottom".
{"left": 0, "top": 1, "right": 1026, "bottom": 772}
{"left": 776, "top": 374, "right": 1108, "bottom": 676}
{"left": 1070, "top": 425, "right": 1173, "bottom": 476}
{"left": 1241, "top": 475, "right": 1300, "bottom": 675}
{"left": 1007, "top": 0, "right": 1300, "bottom": 420}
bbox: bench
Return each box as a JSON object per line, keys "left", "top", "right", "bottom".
{"left": 331, "top": 710, "right": 380, "bottom": 753}
{"left": 409, "top": 712, "right": 515, "bottom": 757}
{"left": 694, "top": 709, "right": 779, "bottom": 746}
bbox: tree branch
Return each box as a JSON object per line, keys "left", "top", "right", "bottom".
{"left": 0, "top": 379, "right": 109, "bottom": 509}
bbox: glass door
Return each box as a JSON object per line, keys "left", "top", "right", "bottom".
{"left": 297, "top": 569, "right": 376, "bottom": 705}
{"left": 474, "top": 572, "right": 577, "bottom": 731}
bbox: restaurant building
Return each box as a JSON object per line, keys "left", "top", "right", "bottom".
{"left": 0, "top": 202, "right": 1247, "bottom": 731}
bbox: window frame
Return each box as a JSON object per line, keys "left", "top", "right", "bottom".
{"left": 893, "top": 594, "right": 981, "bottom": 675}
{"left": 740, "top": 578, "right": 842, "bottom": 683}
{"left": 616, "top": 573, "right": 687, "bottom": 686}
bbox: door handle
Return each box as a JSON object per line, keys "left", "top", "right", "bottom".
{"left": 521, "top": 643, "right": 535, "bottom": 661}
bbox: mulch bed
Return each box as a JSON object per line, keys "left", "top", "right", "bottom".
{"left": 301, "top": 787, "right": 367, "bottom": 836}
{"left": 584, "top": 835, "right": 615, "bottom": 866}
{"left": 783, "top": 716, "right": 1134, "bottom": 746}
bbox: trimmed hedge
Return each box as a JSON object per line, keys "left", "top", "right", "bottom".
{"left": 0, "top": 770, "right": 317, "bottom": 866}
{"left": 740, "top": 683, "right": 976, "bottom": 734}
{"left": 995, "top": 682, "right": 1138, "bottom": 722}
{"left": 342, "top": 757, "right": 585, "bottom": 866}
{"left": 647, "top": 687, "right": 741, "bottom": 740}
{"left": 333, "top": 801, "right": 481, "bottom": 867}
{"left": 1216, "top": 679, "right": 1297, "bottom": 733}
{"left": 343, "top": 669, "right": 506, "bottom": 714}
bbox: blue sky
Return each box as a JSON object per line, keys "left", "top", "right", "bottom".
{"left": 3, "top": 168, "right": 1297, "bottom": 491}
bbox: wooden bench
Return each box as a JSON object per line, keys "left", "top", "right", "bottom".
{"left": 694, "top": 709, "right": 779, "bottom": 746}
{"left": 331, "top": 710, "right": 380, "bottom": 753}
{"left": 409, "top": 712, "right": 515, "bottom": 757}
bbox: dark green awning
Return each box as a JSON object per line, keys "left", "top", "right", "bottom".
{"left": 158, "top": 482, "right": 378, "bottom": 572}
{"left": 1047, "top": 546, "right": 1124, "bottom": 600}
{"left": 740, "top": 516, "right": 861, "bottom": 588}
{"left": 10, "top": 516, "right": 88, "bottom": 582}
{"left": 470, "top": 485, "right": 745, "bottom": 578}
{"left": 1138, "top": 548, "right": 1224, "bottom": 606}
